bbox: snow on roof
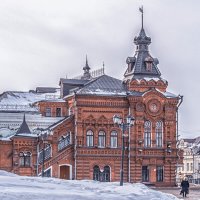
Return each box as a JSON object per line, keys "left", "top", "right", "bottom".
{"left": 0, "top": 90, "right": 62, "bottom": 112}
{"left": 77, "top": 75, "right": 127, "bottom": 96}
{"left": 0, "top": 112, "right": 64, "bottom": 132}
{"left": 14, "top": 133, "right": 38, "bottom": 138}
{"left": 0, "top": 170, "right": 179, "bottom": 200}
{"left": 134, "top": 77, "right": 167, "bottom": 84}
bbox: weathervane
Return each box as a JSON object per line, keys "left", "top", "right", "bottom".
{"left": 139, "top": 6, "right": 144, "bottom": 29}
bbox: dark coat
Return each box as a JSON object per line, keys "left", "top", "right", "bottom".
{"left": 181, "top": 180, "right": 189, "bottom": 192}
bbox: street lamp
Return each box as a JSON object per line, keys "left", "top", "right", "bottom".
{"left": 41, "top": 132, "right": 48, "bottom": 177}
{"left": 113, "top": 114, "right": 135, "bottom": 186}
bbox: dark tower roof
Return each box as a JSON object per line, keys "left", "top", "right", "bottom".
{"left": 16, "top": 114, "right": 31, "bottom": 135}
{"left": 124, "top": 7, "right": 161, "bottom": 81}
{"left": 81, "top": 55, "right": 91, "bottom": 80}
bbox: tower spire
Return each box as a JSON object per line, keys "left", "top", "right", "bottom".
{"left": 81, "top": 55, "right": 91, "bottom": 80}
{"left": 139, "top": 6, "right": 144, "bottom": 29}
{"left": 86, "top": 54, "right": 89, "bottom": 67}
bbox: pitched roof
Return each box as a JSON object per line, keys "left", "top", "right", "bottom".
{"left": 16, "top": 114, "right": 31, "bottom": 135}
{"left": 36, "top": 87, "right": 59, "bottom": 93}
{"left": 77, "top": 75, "right": 127, "bottom": 96}
{"left": 60, "top": 78, "right": 89, "bottom": 85}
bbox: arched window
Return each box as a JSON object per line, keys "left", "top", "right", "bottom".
{"left": 86, "top": 130, "right": 94, "bottom": 147}
{"left": 19, "top": 152, "right": 31, "bottom": 167}
{"left": 93, "top": 165, "right": 100, "bottom": 181}
{"left": 98, "top": 131, "right": 106, "bottom": 147}
{"left": 103, "top": 166, "right": 110, "bottom": 182}
{"left": 156, "top": 121, "right": 163, "bottom": 147}
{"left": 110, "top": 131, "right": 118, "bottom": 148}
{"left": 144, "top": 121, "right": 151, "bottom": 147}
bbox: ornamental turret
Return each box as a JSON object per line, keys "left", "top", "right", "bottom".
{"left": 81, "top": 55, "right": 91, "bottom": 80}
{"left": 124, "top": 7, "right": 167, "bottom": 92}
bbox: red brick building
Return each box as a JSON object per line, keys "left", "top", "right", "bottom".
{"left": 0, "top": 18, "right": 183, "bottom": 186}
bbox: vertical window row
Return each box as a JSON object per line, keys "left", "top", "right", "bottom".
{"left": 144, "top": 121, "right": 151, "bottom": 147}
{"left": 156, "top": 121, "right": 163, "bottom": 147}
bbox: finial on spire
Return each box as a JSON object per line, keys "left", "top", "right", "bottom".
{"left": 86, "top": 54, "right": 88, "bottom": 66}
{"left": 102, "top": 61, "right": 105, "bottom": 74}
{"left": 139, "top": 6, "right": 144, "bottom": 29}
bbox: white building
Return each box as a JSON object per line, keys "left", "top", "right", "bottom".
{"left": 177, "top": 138, "right": 200, "bottom": 184}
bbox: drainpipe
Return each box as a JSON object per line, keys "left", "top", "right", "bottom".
{"left": 176, "top": 95, "right": 183, "bottom": 183}
{"left": 36, "top": 134, "right": 39, "bottom": 176}
{"left": 74, "top": 92, "right": 77, "bottom": 180}
{"left": 128, "top": 106, "right": 131, "bottom": 183}
{"left": 176, "top": 95, "right": 183, "bottom": 142}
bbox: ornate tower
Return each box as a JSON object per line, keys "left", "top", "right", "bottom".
{"left": 124, "top": 8, "right": 167, "bottom": 93}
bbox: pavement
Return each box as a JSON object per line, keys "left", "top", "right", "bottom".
{"left": 151, "top": 185, "right": 200, "bottom": 200}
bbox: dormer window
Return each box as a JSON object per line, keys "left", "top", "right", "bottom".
{"left": 126, "top": 57, "right": 136, "bottom": 73}
{"left": 145, "top": 56, "right": 153, "bottom": 72}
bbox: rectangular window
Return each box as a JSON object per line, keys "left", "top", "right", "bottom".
{"left": 56, "top": 108, "right": 61, "bottom": 117}
{"left": 142, "top": 166, "right": 149, "bottom": 182}
{"left": 87, "top": 135, "right": 93, "bottom": 147}
{"left": 110, "top": 131, "right": 118, "bottom": 148}
{"left": 98, "top": 131, "right": 105, "bottom": 148}
{"left": 190, "top": 163, "right": 193, "bottom": 171}
{"left": 45, "top": 108, "right": 51, "bottom": 117}
{"left": 20, "top": 156, "right": 25, "bottom": 166}
{"left": 187, "top": 163, "right": 189, "bottom": 171}
{"left": 156, "top": 132, "right": 162, "bottom": 147}
{"left": 144, "top": 132, "right": 151, "bottom": 147}
{"left": 19, "top": 153, "right": 31, "bottom": 167}
{"left": 156, "top": 121, "right": 163, "bottom": 147}
{"left": 156, "top": 166, "right": 163, "bottom": 182}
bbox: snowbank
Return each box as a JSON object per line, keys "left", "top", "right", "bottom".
{"left": 0, "top": 170, "right": 178, "bottom": 200}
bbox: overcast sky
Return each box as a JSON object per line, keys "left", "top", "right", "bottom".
{"left": 0, "top": 0, "right": 199, "bottom": 138}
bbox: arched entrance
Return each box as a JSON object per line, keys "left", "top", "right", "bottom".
{"left": 59, "top": 165, "right": 71, "bottom": 179}
{"left": 93, "top": 165, "right": 110, "bottom": 182}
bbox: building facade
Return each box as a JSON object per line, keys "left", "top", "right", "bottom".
{"left": 0, "top": 16, "right": 183, "bottom": 186}
{"left": 177, "top": 138, "right": 200, "bottom": 184}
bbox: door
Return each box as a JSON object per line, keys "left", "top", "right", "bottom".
{"left": 142, "top": 166, "right": 149, "bottom": 182}
{"left": 60, "top": 165, "right": 70, "bottom": 179}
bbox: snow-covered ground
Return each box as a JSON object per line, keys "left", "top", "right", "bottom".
{"left": 0, "top": 170, "right": 178, "bottom": 200}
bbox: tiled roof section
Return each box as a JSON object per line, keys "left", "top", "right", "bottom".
{"left": 60, "top": 78, "right": 89, "bottom": 85}
{"left": 183, "top": 138, "right": 196, "bottom": 143}
{"left": 77, "top": 75, "right": 127, "bottom": 96}
{"left": 16, "top": 114, "right": 31, "bottom": 135}
{"left": 36, "top": 87, "right": 59, "bottom": 93}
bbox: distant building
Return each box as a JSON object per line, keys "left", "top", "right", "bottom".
{"left": 0, "top": 12, "right": 183, "bottom": 186}
{"left": 177, "top": 138, "right": 200, "bottom": 184}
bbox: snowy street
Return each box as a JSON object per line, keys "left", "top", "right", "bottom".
{"left": 153, "top": 186, "right": 200, "bottom": 200}
{"left": 0, "top": 170, "right": 178, "bottom": 200}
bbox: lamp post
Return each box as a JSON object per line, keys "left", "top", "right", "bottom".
{"left": 113, "top": 115, "right": 135, "bottom": 186}
{"left": 41, "top": 132, "right": 47, "bottom": 177}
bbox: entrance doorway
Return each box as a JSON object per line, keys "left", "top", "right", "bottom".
{"left": 60, "top": 165, "right": 70, "bottom": 179}
{"left": 142, "top": 166, "right": 149, "bottom": 182}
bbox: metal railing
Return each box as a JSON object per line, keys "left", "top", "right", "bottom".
{"left": 38, "top": 145, "right": 52, "bottom": 164}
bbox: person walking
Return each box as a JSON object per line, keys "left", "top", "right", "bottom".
{"left": 180, "top": 177, "right": 189, "bottom": 198}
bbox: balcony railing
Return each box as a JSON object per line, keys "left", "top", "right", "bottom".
{"left": 38, "top": 145, "right": 52, "bottom": 164}
{"left": 58, "top": 134, "right": 71, "bottom": 151}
